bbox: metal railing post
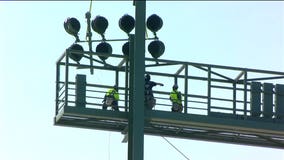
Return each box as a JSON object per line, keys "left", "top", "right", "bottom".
{"left": 207, "top": 66, "right": 211, "bottom": 115}
{"left": 244, "top": 70, "right": 248, "bottom": 117}
{"left": 184, "top": 65, "right": 188, "bottom": 114}
{"left": 55, "top": 61, "right": 60, "bottom": 115}
{"left": 64, "top": 50, "right": 69, "bottom": 108}
{"left": 125, "top": 60, "right": 129, "bottom": 112}
{"left": 233, "top": 82, "right": 237, "bottom": 115}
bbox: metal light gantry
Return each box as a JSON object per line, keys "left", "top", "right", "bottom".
{"left": 55, "top": 42, "right": 284, "bottom": 149}
{"left": 55, "top": 1, "right": 284, "bottom": 160}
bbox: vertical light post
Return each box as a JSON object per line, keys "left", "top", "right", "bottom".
{"left": 63, "top": 1, "right": 164, "bottom": 159}
{"left": 128, "top": 1, "right": 146, "bottom": 160}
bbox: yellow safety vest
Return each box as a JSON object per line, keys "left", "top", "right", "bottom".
{"left": 170, "top": 89, "right": 182, "bottom": 104}
{"left": 106, "top": 88, "right": 119, "bottom": 101}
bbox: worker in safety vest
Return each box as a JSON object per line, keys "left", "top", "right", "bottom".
{"left": 102, "top": 85, "right": 119, "bottom": 111}
{"left": 170, "top": 84, "right": 183, "bottom": 112}
{"left": 144, "top": 74, "right": 163, "bottom": 109}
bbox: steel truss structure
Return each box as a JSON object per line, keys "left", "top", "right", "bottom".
{"left": 55, "top": 48, "right": 284, "bottom": 149}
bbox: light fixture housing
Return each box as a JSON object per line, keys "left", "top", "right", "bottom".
{"left": 148, "top": 40, "right": 165, "bottom": 59}
{"left": 96, "top": 42, "right": 112, "bottom": 61}
{"left": 64, "top": 17, "right": 81, "bottom": 39}
{"left": 68, "top": 43, "right": 84, "bottom": 63}
{"left": 146, "top": 14, "right": 163, "bottom": 36}
{"left": 122, "top": 41, "right": 130, "bottom": 57}
{"left": 91, "top": 15, "right": 108, "bottom": 37}
{"left": 119, "top": 14, "right": 135, "bottom": 34}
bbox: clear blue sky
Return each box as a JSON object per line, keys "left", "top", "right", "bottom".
{"left": 0, "top": 1, "right": 284, "bottom": 160}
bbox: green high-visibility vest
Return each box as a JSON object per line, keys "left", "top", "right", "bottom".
{"left": 170, "top": 89, "right": 182, "bottom": 104}
{"left": 106, "top": 88, "right": 119, "bottom": 101}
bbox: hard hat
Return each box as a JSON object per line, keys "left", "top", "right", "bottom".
{"left": 113, "top": 85, "right": 118, "bottom": 90}
{"left": 145, "top": 74, "right": 151, "bottom": 81}
{"left": 173, "top": 84, "right": 178, "bottom": 90}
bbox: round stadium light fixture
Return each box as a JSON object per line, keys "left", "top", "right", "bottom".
{"left": 64, "top": 17, "right": 81, "bottom": 41}
{"left": 91, "top": 15, "right": 108, "bottom": 39}
{"left": 96, "top": 42, "right": 112, "bottom": 61}
{"left": 119, "top": 14, "right": 135, "bottom": 35}
{"left": 122, "top": 41, "right": 130, "bottom": 57}
{"left": 148, "top": 40, "right": 165, "bottom": 59}
{"left": 146, "top": 14, "right": 163, "bottom": 37}
{"left": 68, "top": 43, "right": 84, "bottom": 64}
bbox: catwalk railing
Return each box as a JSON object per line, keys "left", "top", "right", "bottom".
{"left": 55, "top": 49, "right": 284, "bottom": 118}
{"left": 55, "top": 49, "right": 284, "bottom": 148}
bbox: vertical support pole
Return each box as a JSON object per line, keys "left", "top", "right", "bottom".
{"left": 207, "top": 66, "right": 211, "bottom": 115}
{"left": 125, "top": 60, "right": 129, "bottom": 112}
{"left": 233, "top": 82, "right": 237, "bottom": 115}
{"left": 128, "top": 0, "right": 146, "bottom": 158}
{"left": 184, "top": 65, "right": 188, "bottom": 114}
{"left": 115, "top": 69, "right": 119, "bottom": 110}
{"left": 55, "top": 62, "right": 60, "bottom": 115}
{"left": 128, "top": 35, "right": 134, "bottom": 159}
{"left": 115, "top": 70, "right": 119, "bottom": 86}
{"left": 64, "top": 50, "right": 69, "bottom": 109}
{"left": 243, "top": 71, "right": 248, "bottom": 117}
{"left": 174, "top": 77, "right": 177, "bottom": 85}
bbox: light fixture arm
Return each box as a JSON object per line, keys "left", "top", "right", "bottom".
{"left": 85, "top": 11, "right": 94, "bottom": 74}
{"left": 75, "top": 35, "right": 80, "bottom": 43}
{"left": 85, "top": 11, "right": 93, "bottom": 51}
{"left": 153, "top": 32, "right": 158, "bottom": 39}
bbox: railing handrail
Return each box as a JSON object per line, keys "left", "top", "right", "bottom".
{"left": 58, "top": 50, "right": 284, "bottom": 76}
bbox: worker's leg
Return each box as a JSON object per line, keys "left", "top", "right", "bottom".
{"left": 172, "top": 103, "right": 179, "bottom": 112}
{"left": 112, "top": 101, "right": 119, "bottom": 111}
{"left": 102, "top": 103, "right": 108, "bottom": 110}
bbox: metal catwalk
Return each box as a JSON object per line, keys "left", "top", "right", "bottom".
{"left": 55, "top": 49, "right": 284, "bottom": 149}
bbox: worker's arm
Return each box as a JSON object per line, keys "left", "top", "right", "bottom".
{"left": 156, "top": 82, "right": 164, "bottom": 86}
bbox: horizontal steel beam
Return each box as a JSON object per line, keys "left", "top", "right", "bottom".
{"left": 54, "top": 107, "right": 284, "bottom": 149}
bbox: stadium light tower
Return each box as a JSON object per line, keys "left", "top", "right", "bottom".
{"left": 55, "top": 1, "right": 284, "bottom": 160}
{"left": 60, "top": 1, "right": 165, "bottom": 159}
